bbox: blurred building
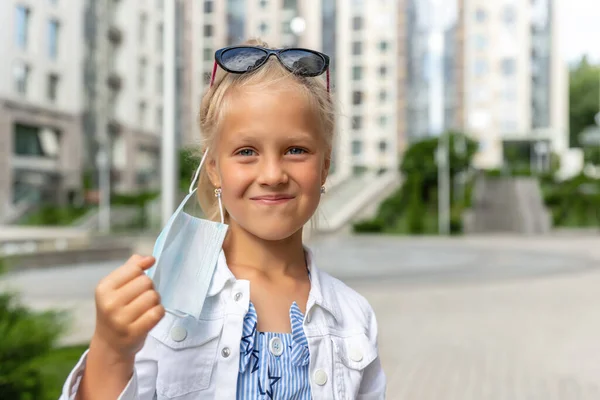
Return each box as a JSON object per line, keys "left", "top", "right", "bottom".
{"left": 448, "top": 0, "right": 569, "bottom": 168}
{"left": 0, "top": 0, "right": 85, "bottom": 223}
{"left": 402, "top": 0, "right": 568, "bottom": 169}
{"left": 0, "top": 0, "right": 204, "bottom": 223}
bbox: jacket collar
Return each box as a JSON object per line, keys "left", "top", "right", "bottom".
{"left": 207, "top": 246, "right": 341, "bottom": 323}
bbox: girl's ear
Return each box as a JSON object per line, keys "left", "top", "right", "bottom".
{"left": 321, "top": 151, "right": 331, "bottom": 185}
{"left": 206, "top": 153, "right": 222, "bottom": 188}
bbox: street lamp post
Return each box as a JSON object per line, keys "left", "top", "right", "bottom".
{"left": 161, "top": 0, "right": 177, "bottom": 226}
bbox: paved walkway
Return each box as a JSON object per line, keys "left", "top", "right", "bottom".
{"left": 361, "top": 270, "right": 600, "bottom": 399}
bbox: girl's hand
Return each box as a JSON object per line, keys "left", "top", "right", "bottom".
{"left": 91, "top": 254, "right": 165, "bottom": 362}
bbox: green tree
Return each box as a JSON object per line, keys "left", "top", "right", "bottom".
{"left": 400, "top": 131, "right": 478, "bottom": 203}
{"left": 569, "top": 56, "right": 600, "bottom": 147}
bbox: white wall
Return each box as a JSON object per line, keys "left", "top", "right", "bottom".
{"left": 114, "top": 1, "right": 164, "bottom": 134}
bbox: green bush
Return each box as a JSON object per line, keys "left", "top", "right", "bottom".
{"left": 111, "top": 191, "right": 159, "bottom": 207}
{"left": 20, "top": 206, "right": 89, "bottom": 226}
{"left": 0, "top": 260, "right": 68, "bottom": 399}
{"left": 352, "top": 218, "right": 384, "bottom": 233}
{"left": 541, "top": 173, "right": 600, "bottom": 227}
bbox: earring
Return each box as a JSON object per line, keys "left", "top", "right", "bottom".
{"left": 320, "top": 185, "right": 326, "bottom": 195}
{"left": 214, "top": 188, "right": 222, "bottom": 198}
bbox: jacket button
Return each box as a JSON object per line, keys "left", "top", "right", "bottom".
{"left": 170, "top": 326, "right": 187, "bottom": 342}
{"left": 221, "top": 347, "right": 231, "bottom": 358}
{"left": 313, "top": 369, "right": 328, "bottom": 386}
{"left": 349, "top": 346, "right": 363, "bottom": 362}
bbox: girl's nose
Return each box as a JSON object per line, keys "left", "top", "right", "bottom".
{"left": 256, "top": 157, "right": 289, "bottom": 187}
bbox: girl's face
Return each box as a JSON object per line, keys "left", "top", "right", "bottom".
{"left": 207, "top": 85, "right": 330, "bottom": 241}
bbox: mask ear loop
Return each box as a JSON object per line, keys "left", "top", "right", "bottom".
{"left": 215, "top": 189, "right": 225, "bottom": 224}
{"left": 188, "top": 148, "right": 209, "bottom": 194}
{"left": 188, "top": 148, "right": 226, "bottom": 224}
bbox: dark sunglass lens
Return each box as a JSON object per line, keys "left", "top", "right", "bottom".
{"left": 280, "top": 50, "right": 325, "bottom": 75}
{"left": 221, "top": 48, "right": 268, "bottom": 72}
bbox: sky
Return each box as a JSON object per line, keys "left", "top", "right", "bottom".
{"left": 559, "top": 0, "right": 600, "bottom": 63}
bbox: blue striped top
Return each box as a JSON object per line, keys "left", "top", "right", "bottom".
{"left": 236, "top": 301, "right": 311, "bottom": 399}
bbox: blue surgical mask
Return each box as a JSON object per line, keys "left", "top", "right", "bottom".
{"left": 146, "top": 149, "right": 228, "bottom": 319}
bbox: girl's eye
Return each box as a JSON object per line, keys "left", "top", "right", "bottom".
{"left": 237, "top": 149, "right": 255, "bottom": 156}
{"left": 287, "top": 147, "right": 307, "bottom": 155}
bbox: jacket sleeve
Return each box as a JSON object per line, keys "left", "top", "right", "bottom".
{"left": 58, "top": 337, "right": 159, "bottom": 400}
{"left": 357, "top": 303, "right": 387, "bottom": 399}
{"left": 357, "top": 356, "right": 387, "bottom": 399}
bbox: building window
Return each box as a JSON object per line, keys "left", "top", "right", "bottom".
{"left": 378, "top": 41, "right": 388, "bottom": 52}
{"left": 139, "top": 13, "right": 147, "bottom": 44}
{"left": 352, "top": 16, "right": 363, "bottom": 30}
{"left": 502, "top": 5, "right": 516, "bottom": 24}
{"left": 156, "top": 106, "right": 163, "bottom": 130}
{"left": 501, "top": 58, "right": 516, "bottom": 75}
{"left": 352, "top": 140, "right": 362, "bottom": 155}
{"left": 352, "top": 91, "right": 363, "bottom": 105}
{"left": 139, "top": 58, "right": 147, "bottom": 88}
{"left": 283, "top": 0, "right": 296, "bottom": 9}
{"left": 156, "top": 65, "right": 163, "bottom": 94}
{"left": 203, "top": 47, "right": 213, "bottom": 61}
{"left": 48, "top": 20, "right": 60, "bottom": 59}
{"left": 204, "top": 24, "right": 213, "bottom": 37}
{"left": 352, "top": 41, "right": 362, "bottom": 55}
{"left": 47, "top": 74, "right": 59, "bottom": 101}
{"left": 14, "top": 125, "right": 43, "bottom": 156}
{"left": 474, "top": 34, "right": 487, "bottom": 50}
{"left": 379, "top": 90, "right": 387, "bottom": 102}
{"left": 379, "top": 140, "right": 387, "bottom": 153}
{"left": 260, "top": 0, "right": 268, "bottom": 8}
{"left": 259, "top": 22, "right": 268, "bottom": 35}
{"left": 352, "top": 116, "right": 362, "bottom": 130}
{"left": 204, "top": 0, "right": 214, "bottom": 13}
{"left": 15, "top": 6, "right": 30, "bottom": 49}
{"left": 157, "top": 23, "right": 163, "bottom": 52}
{"left": 378, "top": 65, "right": 387, "bottom": 77}
{"left": 352, "top": 66, "right": 362, "bottom": 81}
{"left": 13, "top": 62, "right": 30, "bottom": 95}
{"left": 475, "top": 8, "right": 486, "bottom": 22}
{"left": 474, "top": 59, "right": 487, "bottom": 76}
{"left": 156, "top": 0, "right": 163, "bottom": 10}
{"left": 139, "top": 101, "right": 147, "bottom": 128}
{"left": 378, "top": 115, "right": 388, "bottom": 127}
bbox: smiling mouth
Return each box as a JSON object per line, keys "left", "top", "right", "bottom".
{"left": 250, "top": 195, "right": 295, "bottom": 205}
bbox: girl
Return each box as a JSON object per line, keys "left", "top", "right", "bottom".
{"left": 60, "top": 40, "right": 386, "bottom": 400}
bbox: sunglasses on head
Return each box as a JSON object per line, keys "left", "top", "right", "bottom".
{"left": 210, "top": 46, "right": 331, "bottom": 92}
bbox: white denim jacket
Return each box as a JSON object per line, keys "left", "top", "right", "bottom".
{"left": 60, "top": 248, "right": 386, "bottom": 399}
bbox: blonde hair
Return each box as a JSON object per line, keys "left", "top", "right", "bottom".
{"left": 195, "top": 39, "right": 335, "bottom": 222}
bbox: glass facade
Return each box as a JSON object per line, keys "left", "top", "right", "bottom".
{"left": 48, "top": 20, "right": 60, "bottom": 59}
{"left": 530, "top": 0, "right": 552, "bottom": 129}
{"left": 15, "top": 6, "right": 30, "bottom": 49}
{"left": 227, "top": 0, "right": 246, "bottom": 46}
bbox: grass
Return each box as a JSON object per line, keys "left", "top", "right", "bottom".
{"left": 32, "top": 343, "right": 88, "bottom": 399}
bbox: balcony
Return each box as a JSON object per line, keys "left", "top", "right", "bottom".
{"left": 107, "top": 26, "right": 123, "bottom": 45}
{"left": 107, "top": 119, "right": 122, "bottom": 135}
{"left": 107, "top": 73, "right": 122, "bottom": 91}
{"left": 12, "top": 155, "right": 60, "bottom": 173}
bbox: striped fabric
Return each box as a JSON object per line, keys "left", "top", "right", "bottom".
{"left": 237, "top": 301, "right": 311, "bottom": 399}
